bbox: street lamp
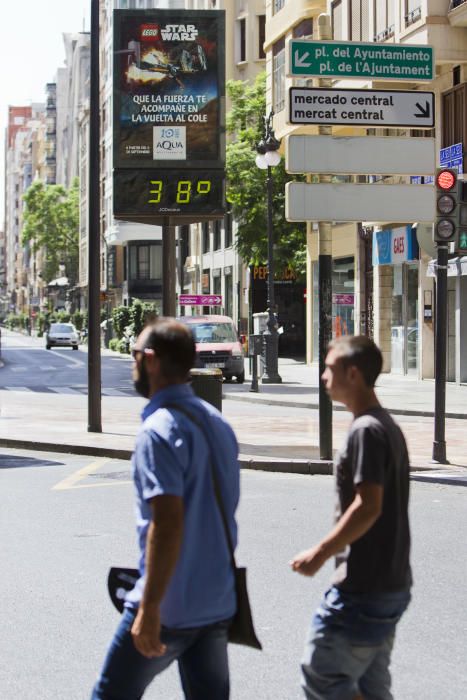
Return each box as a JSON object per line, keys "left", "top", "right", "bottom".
{"left": 255, "top": 111, "right": 282, "bottom": 384}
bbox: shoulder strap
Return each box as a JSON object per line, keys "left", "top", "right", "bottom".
{"left": 162, "top": 403, "right": 237, "bottom": 569}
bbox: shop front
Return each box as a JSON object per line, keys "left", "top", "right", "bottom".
{"left": 250, "top": 265, "right": 306, "bottom": 357}
{"left": 311, "top": 256, "right": 355, "bottom": 362}
{"left": 373, "top": 226, "right": 419, "bottom": 375}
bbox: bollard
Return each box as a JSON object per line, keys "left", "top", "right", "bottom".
{"left": 190, "top": 368, "right": 223, "bottom": 412}
{"left": 248, "top": 334, "right": 263, "bottom": 393}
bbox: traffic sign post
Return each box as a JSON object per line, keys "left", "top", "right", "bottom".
{"left": 288, "top": 39, "right": 434, "bottom": 81}
{"left": 288, "top": 87, "right": 434, "bottom": 128}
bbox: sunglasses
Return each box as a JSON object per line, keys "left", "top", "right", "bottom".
{"left": 131, "top": 347, "right": 155, "bottom": 359}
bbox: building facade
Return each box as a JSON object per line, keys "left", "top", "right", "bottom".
{"left": 264, "top": 0, "right": 467, "bottom": 380}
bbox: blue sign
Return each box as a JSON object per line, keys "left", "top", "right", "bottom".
{"left": 440, "top": 142, "right": 463, "bottom": 174}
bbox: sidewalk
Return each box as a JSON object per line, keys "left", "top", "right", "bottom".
{"left": 1, "top": 331, "right": 466, "bottom": 474}
{"left": 223, "top": 357, "right": 467, "bottom": 420}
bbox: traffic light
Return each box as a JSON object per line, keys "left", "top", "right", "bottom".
{"left": 434, "top": 168, "right": 459, "bottom": 244}
{"left": 457, "top": 180, "right": 467, "bottom": 253}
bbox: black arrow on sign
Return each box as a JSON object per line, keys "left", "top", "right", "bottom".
{"left": 414, "top": 101, "right": 431, "bottom": 119}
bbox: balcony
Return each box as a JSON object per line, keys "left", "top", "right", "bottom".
{"left": 448, "top": 0, "right": 467, "bottom": 27}
{"left": 374, "top": 25, "right": 395, "bottom": 42}
{"left": 405, "top": 6, "right": 422, "bottom": 27}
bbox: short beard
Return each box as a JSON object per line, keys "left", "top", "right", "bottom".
{"left": 134, "top": 360, "right": 151, "bottom": 398}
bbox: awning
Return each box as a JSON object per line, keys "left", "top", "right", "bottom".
{"left": 427, "top": 256, "right": 467, "bottom": 277}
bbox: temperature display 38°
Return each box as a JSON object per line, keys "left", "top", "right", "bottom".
{"left": 114, "top": 169, "right": 225, "bottom": 219}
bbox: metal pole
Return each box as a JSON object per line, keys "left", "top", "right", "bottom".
{"left": 432, "top": 244, "right": 448, "bottom": 463}
{"left": 162, "top": 221, "right": 177, "bottom": 316}
{"left": 87, "top": 0, "right": 101, "bottom": 433}
{"left": 317, "top": 13, "right": 332, "bottom": 459}
{"left": 262, "top": 165, "right": 282, "bottom": 383}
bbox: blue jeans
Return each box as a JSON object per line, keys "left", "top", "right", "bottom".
{"left": 91, "top": 608, "right": 231, "bottom": 700}
{"left": 301, "top": 587, "right": 411, "bottom": 700}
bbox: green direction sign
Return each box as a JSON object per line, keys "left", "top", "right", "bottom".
{"left": 289, "top": 40, "right": 434, "bottom": 81}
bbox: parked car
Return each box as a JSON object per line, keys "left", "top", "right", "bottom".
{"left": 178, "top": 315, "right": 245, "bottom": 383}
{"left": 45, "top": 322, "right": 80, "bottom": 350}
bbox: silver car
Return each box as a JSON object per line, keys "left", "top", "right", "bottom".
{"left": 45, "top": 322, "right": 79, "bottom": 350}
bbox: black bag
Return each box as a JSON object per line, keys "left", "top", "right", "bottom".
{"left": 107, "top": 567, "right": 139, "bottom": 614}
{"left": 107, "top": 403, "right": 262, "bottom": 650}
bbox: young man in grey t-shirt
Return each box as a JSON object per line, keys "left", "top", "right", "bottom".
{"left": 290, "top": 336, "right": 411, "bottom": 700}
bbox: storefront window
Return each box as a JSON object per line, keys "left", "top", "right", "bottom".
{"left": 391, "top": 263, "right": 419, "bottom": 374}
{"left": 312, "top": 257, "right": 355, "bottom": 362}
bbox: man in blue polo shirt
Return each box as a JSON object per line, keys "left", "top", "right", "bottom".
{"left": 91, "top": 318, "right": 240, "bottom": 700}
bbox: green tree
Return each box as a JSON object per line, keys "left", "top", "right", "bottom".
{"left": 226, "top": 72, "right": 306, "bottom": 277}
{"left": 22, "top": 177, "right": 80, "bottom": 285}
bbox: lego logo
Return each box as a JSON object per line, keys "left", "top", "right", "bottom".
{"left": 141, "top": 25, "right": 159, "bottom": 39}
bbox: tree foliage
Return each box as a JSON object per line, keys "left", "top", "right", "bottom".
{"left": 226, "top": 72, "right": 306, "bottom": 278}
{"left": 22, "top": 177, "right": 80, "bottom": 285}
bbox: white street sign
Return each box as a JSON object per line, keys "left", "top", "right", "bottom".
{"left": 286, "top": 135, "right": 435, "bottom": 176}
{"left": 288, "top": 87, "right": 434, "bottom": 128}
{"left": 285, "top": 182, "right": 435, "bottom": 224}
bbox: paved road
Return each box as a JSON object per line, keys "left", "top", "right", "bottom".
{"left": 0, "top": 329, "right": 134, "bottom": 396}
{"left": 1, "top": 447, "right": 466, "bottom": 699}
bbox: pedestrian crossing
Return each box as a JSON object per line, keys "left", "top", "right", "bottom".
{"left": 0, "top": 385, "right": 136, "bottom": 397}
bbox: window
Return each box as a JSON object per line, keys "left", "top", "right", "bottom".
{"left": 442, "top": 84, "right": 467, "bottom": 148}
{"left": 258, "top": 15, "right": 266, "bottom": 60}
{"left": 237, "top": 18, "right": 246, "bottom": 62}
{"left": 224, "top": 271, "right": 233, "bottom": 318}
{"left": 374, "top": 0, "right": 395, "bottom": 41}
{"left": 332, "top": 0, "right": 344, "bottom": 40}
{"left": 273, "top": 38, "right": 285, "bottom": 113}
{"left": 213, "top": 220, "right": 221, "bottom": 251}
{"left": 405, "top": 1, "right": 421, "bottom": 26}
{"left": 273, "top": 0, "right": 285, "bottom": 13}
{"left": 224, "top": 210, "right": 233, "bottom": 248}
{"left": 202, "top": 222, "right": 210, "bottom": 253}
{"left": 350, "top": 0, "right": 369, "bottom": 41}
{"left": 293, "top": 19, "right": 313, "bottom": 38}
{"left": 129, "top": 244, "right": 162, "bottom": 280}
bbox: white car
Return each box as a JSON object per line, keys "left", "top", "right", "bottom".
{"left": 45, "top": 322, "right": 80, "bottom": 350}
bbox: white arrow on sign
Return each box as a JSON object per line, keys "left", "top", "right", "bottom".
{"left": 286, "top": 135, "right": 435, "bottom": 176}
{"left": 288, "top": 87, "right": 435, "bottom": 129}
{"left": 294, "top": 50, "right": 311, "bottom": 68}
{"left": 285, "top": 182, "right": 435, "bottom": 224}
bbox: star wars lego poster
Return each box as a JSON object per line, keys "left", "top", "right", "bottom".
{"left": 113, "top": 9, "right": 225, "bottom": 169}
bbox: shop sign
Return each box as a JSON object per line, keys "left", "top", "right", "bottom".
{"left": 252, "top": 265, "right": 297, "bottom": 281}
{"left": 333, "top": 293, "right": 354, "bottom": 306}
{"left": 372, "top": 225, "right": 418, "bottom": 266}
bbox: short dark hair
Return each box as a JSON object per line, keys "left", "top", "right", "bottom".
{"left": 142, "top": 318, "right": 196, "bottom": 381}
{"left": 328, "top": 335, "right": 383, "bottom": 388}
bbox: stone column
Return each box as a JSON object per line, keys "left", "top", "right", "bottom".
{"left": 373, "top": 265, "right": 393, "bottom": 372}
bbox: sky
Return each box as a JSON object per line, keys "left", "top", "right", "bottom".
{"left": 0, "top": 0, "right": 90, "bottom": 222}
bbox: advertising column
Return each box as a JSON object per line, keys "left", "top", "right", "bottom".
{"left": 113, "top": 9, "right": 225, "bottom": 224}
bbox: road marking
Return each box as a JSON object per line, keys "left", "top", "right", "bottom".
{"left": 66, "top": 480, "right": 132, "bottom": 489}
{"left": 48, "top": 349, "right": 84, "bottom": 368}
{"left": 103, "top": 388, "right": 130, "bottom": 396}
{"left": 52, "top": 458, "right": 111, "bottom": 491}
{"left": 4, "top": 386, "right": 33, "bottom": 392}
{"left": 10, "top": 367, "right": 28, "bottom": 372}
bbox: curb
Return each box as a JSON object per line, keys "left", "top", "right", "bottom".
{"left": 223, "top": 392, "right": 467, "bottom": 420}
{"left": 0, "top": 437, "right": 333, "bottom": 475}
{"left": 0, "top": 437, "right": 454, "bottom": 474}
